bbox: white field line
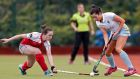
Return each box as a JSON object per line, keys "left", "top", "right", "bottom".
{"left": 89, "top": 56, "right": 140, "bottom": 77}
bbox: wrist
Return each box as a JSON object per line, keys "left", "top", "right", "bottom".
{"left": 74, "top": 28, "right": 78, "bottom": 32}
{"left": 51, "top": 66, "right": 57, "bottom": 73}
{"left": 117, "top": 27, "right": 122, "bottom": 33}
{"left": 7, "top": 39, "right": 10, "bottom": 42}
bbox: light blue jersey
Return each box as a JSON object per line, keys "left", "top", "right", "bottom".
{"left": 96, "top": 12, "right": 130, "bottom": 40}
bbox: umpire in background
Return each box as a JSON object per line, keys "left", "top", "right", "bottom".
{"left": 69, "top": 3, "right": 95, "bottom": 64}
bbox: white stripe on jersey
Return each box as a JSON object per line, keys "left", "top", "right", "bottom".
{"left": 26, "top": 32, "right": 42, "bottom": 43}
{"left": 26, "top": 32, "right": 51, "bottom": 49}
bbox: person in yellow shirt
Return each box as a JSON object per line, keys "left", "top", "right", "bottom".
{"left": 69, "top": 3, "right": 95, "bottom": 64}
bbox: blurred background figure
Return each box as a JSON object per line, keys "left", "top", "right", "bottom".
{"left": 69, "top": 3, "right": 95, "bottom": 65}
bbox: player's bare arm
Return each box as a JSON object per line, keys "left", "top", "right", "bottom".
{"left": 100, "top": 27, "right": 109, "bottom": 46}
{"left": 71, "top": 22, "right": 78, "bottom": 32}
{"left": 1, "top": 34, "right": 26, "bottom": 43}
{"left": 113, "top": 15, "right": 125, "bottom": 36}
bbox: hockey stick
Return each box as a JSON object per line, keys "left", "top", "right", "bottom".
{"left": 93, "top": 33, "right": 114, "bottom": 73}
{"left": 57, "top": 69, "right": 100, "bottom": 76}
{"left": 57, "top": 70, "right": 90, "bottom": 75}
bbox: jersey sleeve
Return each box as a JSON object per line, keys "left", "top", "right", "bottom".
{"left": 96, "top": 21, "right": 105, "bottom": 28}
{"left": 96, "top": 21, "right": 109, "bottom": 29}
{"left": 26, "top": 33, "right": 32, "bottom": 38}
{"left": 26, "top": 32, "right": 39, "bottom": 39}
{"left": 70, "top": 14, "right": 77, "bottom": 22}
{"left": 105, "top": 12, "right": 116, "bottom": 20}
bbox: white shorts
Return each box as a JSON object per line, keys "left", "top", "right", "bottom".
{"left": 111, "top": 26, "right": 131, "bottom": 40}
{"left": 19, "top": 44, "right": 28, "bottom": 54}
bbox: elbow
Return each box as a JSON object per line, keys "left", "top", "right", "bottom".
{"left": 103, "top": 33, "right": 108, "bottom": 39}
{"left": 16, "top": 35, "right": 22, "bottom": 38}
{"left": 103, "top": 31, "right": 108, "bottom": 36}
{"left": 122, "top": 19, "right": 125, "bottom": 24}
{"left": 120, "top": 18, "right": 125, "bottom": 26}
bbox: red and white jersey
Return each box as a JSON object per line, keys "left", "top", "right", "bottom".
{"left": 20, "top": 32, "right": 51, "bottom": 52}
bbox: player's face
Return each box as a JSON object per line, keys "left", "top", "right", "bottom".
{"left": 42, "top": 31, "right": 53, "bottom": 41}
{"left": 77, "top": 4, "right": 84, "bottom": 13}
{"left": 91, "top": 13, "right": 102, "bottom": 21}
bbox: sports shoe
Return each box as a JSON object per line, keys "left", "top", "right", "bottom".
{"left": 124, "top": 68, "right": 137, "bottom": 77}
{"left": 84, "top": 61, "right": 91, "bottom": 65}
{"left": 104, "top": 66, "right": 117, "bottom": 76}
{"left": 68, "top": 60, "right": 74, "bottom": 64}
{"left": 18, "top": 64, "right": 26, "bottom": 75}
{"left": 44, "top": 70, "right": 53, "bottom": 76}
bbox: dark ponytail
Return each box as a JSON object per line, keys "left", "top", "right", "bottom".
{"left": 41, "top": 24, "right": 52, "bottom": 34}
{"left": 41, "top": 24, "right": 46, "bottom": 30}
{"left": 90, "top": 4, "right": 102, "bottom": 15}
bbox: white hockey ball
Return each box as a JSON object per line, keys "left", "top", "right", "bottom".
{"left": 90, "top": 72, "right": 95, "bottom": 77}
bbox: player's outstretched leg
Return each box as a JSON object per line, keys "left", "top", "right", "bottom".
{"left": 18, "top": 64, "right": 27, "bottom": 75}
{"left": 18, "top": 55, "right": 35, "bottom": 75}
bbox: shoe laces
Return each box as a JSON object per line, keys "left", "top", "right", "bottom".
{"left": 128, "top": 68, "right": 134, "bottom": 71}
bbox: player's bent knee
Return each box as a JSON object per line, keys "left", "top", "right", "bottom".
{"left": 115, "top": 47, "right": 121, "bottom": 53}
{"left": 28, "top": 64, "right": 34, "bottom": 68}
{"left": 105, "top": 50, "right": 112, "bottom": 56}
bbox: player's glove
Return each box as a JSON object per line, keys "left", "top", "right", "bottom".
{"left": 51, "top": 66, "right": 57, "bottom": 73}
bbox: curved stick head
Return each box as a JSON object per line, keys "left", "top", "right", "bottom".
{"left": 93, "top": 69, "right": 98, "bottom": 73}
{"left": 93, "top": 65, "right": 98, "bottom": 72}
